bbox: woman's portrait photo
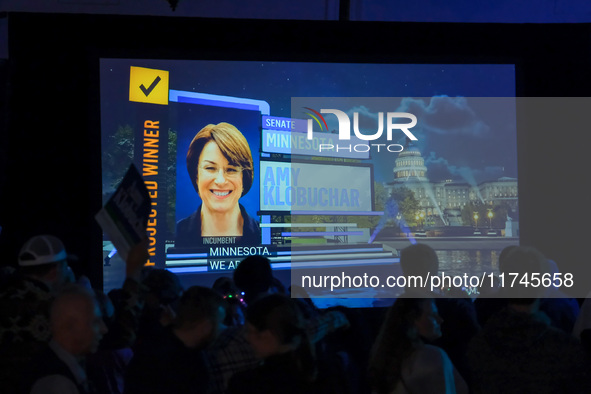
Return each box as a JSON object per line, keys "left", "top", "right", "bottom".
{"left": 176, "top": 122, "right": 261, "bottom": 247}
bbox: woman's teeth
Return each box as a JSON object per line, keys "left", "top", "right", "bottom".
{"left": 212, "top": 190, "right": 231, "bottom": 196}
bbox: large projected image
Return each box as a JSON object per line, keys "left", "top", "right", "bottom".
{"left": 100, "top": 60, "right": 518, "bottom": 301}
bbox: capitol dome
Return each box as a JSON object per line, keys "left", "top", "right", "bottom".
{"left": 393, "top": 140, "right": 428, "bottom": 182}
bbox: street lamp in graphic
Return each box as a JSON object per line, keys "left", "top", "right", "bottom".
{"left": 487, "top": 209, "right": 493, "bottom": 229}
{"left": 473, "top": 212, "right": 479, "bottom": 228}
{"left": 415, "top": 211, "right": 425, "bottom": 231}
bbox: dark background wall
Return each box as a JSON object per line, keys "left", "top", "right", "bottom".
{"left": 1, "top": 11, "right": 591, "bottom": 296}
{"left": 1, "top": 0, "right": 591, "bottom": 23}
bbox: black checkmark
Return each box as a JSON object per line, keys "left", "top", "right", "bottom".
{"left": 139, "top": 76, "right": 161, "bottom": 97}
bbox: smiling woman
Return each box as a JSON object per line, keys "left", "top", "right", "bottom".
{"left": 175, "top": 122, "right": 261, "bottom": 247}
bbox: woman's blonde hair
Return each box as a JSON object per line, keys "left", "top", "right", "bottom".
{"left": 368, "top": 297, "right": 429, "bottom": 394}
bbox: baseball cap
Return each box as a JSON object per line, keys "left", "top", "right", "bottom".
{"left": 18, "top": 235, "right": 68, "bottom": 266}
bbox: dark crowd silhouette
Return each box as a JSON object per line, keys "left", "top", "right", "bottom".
{"left": 1, "top": 235, "right": 591, "bottom": 393}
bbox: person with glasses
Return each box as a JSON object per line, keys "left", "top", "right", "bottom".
{"left": 176, "top": 122, "right": 261, "bottom": 247}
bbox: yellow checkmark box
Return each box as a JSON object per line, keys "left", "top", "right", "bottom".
{"left": 129, "top": 66, "right": 169, "bottom": 105}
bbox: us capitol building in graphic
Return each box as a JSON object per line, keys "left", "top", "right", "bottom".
{"left": 385, "top": 141, "right": 518, "bottom": 228}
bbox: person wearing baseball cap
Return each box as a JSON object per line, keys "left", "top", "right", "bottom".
{"left": 0, "top": 234, "right": 75, "bottom": 393}
{"left": 17, "top": 234, "right": 75, "bottom": 286}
